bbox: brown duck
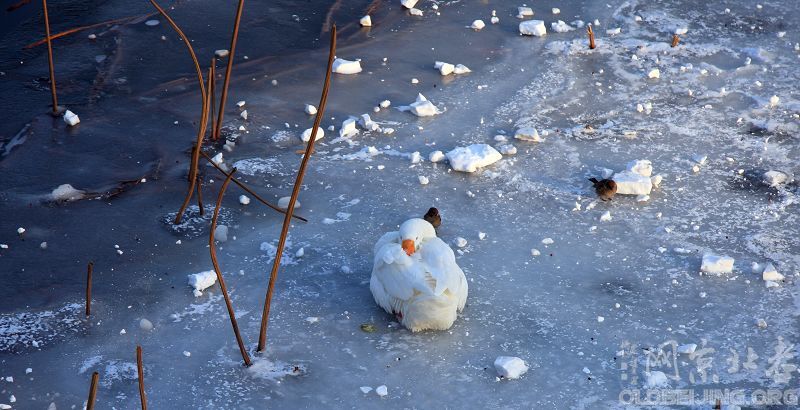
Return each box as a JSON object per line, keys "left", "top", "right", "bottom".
{"left": 588, "top": 178, "right": 617, "bottom": 201}
{"left": 423, "top": 207, "right": 441, "bottom": 229}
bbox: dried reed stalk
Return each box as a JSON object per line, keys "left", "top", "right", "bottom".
{"left": 137, "top": 345, "right": 147, "bottom": 409}
{"left": 213, "top": 0, "right": 246, "bottom": 140}
{"left": 587, "top": 25, "right": 596, "bottom": 50}
{"left": 85, "top": 262, "right": 93, "bottom": 316}
{"left": 671, "top": 34, "right": 680, "bottom": 47}
{"left": 210, "top": 168, "right": 252, "bottom": 366}
{"left": 42, "top": 0, "right": 58, "bottom": 114}
{"left": 257, "top": 25, "right": 337, "bottom": 352}
{"left": 86, "top": 371, "right": 99, "bottom": 410}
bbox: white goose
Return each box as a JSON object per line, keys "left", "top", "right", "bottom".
{"left": 370, "top": 218, "right": 468, "bottom": 331}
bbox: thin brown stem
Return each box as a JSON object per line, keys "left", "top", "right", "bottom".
{"left": 257, "top": 25, "right": 337, "bottom": 352}
{"left": 199, "top": 151, "right": 308, "bottom": 222}
{"left": 671, "top": 34, "right": 680, "bottom": 48}
{"left": 213, "top": 0, "right": 246, "bottom": 140}
{"left": 174, "top": 65, "right": 213, "bottom": 224}
{"left": 24, "top": 12, "right": 159, "bottom": 49}
{"left": 42, "top": 0, "right": 58, "bottom": 114}
{"left": 587, "top": 25, "right": 596, "bottom": 50}
{"left": 148, "top": 0, "right": 205, "bottom": 103}
{"left": 210, "top": 59, "right": 217, "bottom": 138}
{"left": 86, "top": 371, "right": 99, "bottom": 410}
{"left": 85, "top": 262, "right": 93, "bottom": 317}
{"left": 196, "top": 175, "right": 204, "bottom": 216}
{"left": 137, "top": 346, "right": 147, "bottom": 410}
{"left": 210, "top": 168, "right": 252, "bottom": 366}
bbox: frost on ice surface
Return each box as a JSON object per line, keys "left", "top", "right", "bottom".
{"left": 0, "top": 302, "right": 83, "bottom": 352}
{"left": 644, "top": 371, "right": 669, "bottom": 388}
{"left": 445, "top": 144, "right": 502, "bottom": 173}
{"left": 232, "top": 157, "right": 283, "bottom": 176}
{"left": 700, "top": 253, "right": 734, "bottom": 274}
{"left": 278, "top": 197, "right": 300, "bottom": 209}
{"left": 332, "top": 58, "right": 362, "bottom": 74}
{"left": 519, "top": 20, "right": 547, "bottom": 37}
{"left": 494, "top": 356, "right": 528, "bottom": 379}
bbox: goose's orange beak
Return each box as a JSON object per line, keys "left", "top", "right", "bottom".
{"left": 401, "top": 239, "right": 415, "bottom": 256}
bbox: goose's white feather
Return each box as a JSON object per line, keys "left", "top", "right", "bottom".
{"left": 370, "top": 218, "right": 468, "bottom": 331}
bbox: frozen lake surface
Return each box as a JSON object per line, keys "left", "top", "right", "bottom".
{"left": 1, "top": 0, "right": 798, "bottom": 408}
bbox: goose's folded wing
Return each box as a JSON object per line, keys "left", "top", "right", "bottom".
{"left": 373, "top": 243, "right": 431, "bottom": 303}
{"left": 373, "top": 231, "right": 400, "bottom": 255}
{"left": 418, "top": 237, "right": 465, "bottom": 296}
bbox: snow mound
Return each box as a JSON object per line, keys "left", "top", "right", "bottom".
{"left": 520, "top": 20, "right": 546, "bottom": 36}
{"left": 551, "top": 20, "right": 574, "bottom": 33}
{"left": 446, "top": 144, "right": 502, "bottom": 173}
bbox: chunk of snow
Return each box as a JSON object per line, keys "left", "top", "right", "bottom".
{"left": 542, "top": 238, "right": 554, "bottom": 245}
{"left": 519, "top": 20, "right": 547, "bottom": 36}
{"left": 597, "top": 316, "right": 604, "bottom": 323}
{"left": 531, "top": 248, "right": 541, "bottom": 256}
{"left": 211, "top": 152, "right": 224, "bottom": 165}
{"left": 379, "top": 100, "right": 391, "bottom": 108}
{"left": 339, "top": 118, "right": 359, "bottom": 138}
{"left": 63, "top": 110, "right": 80, "bottom": 126}
{"left": 405, "top": 93, "right": 441, "bottom": 117}
{"left": 240, "top": 110, "right": 248, "bottom": 120}
{"left": 332, "top": 58, "right": 362, "bottom": 74}
{"left": 214, "top": 225, "right": 228, "bottom": 242}
{"left": 762, "top": 263, "right": 784, "bottom": 281}
{"left": 236, "top": 100, "right": 245, "bottom": 107}
{"left": 763, "top": 170, "right": 788, "bottom": 187}
{"left": 435, "top": 61, "right": 455, "bottom": 75}
{"left": 769, "top": 95, "right": 779, "bottom": 107}
{"left": 187, "top": 270, "right": 216, "bottom": 295}
{"left": 647, "top": 68, "right": 660, "bottom": 79}
{"left": 418, "top": 175, "right": 429, "bottom": 185}
{"left": 491, "top": 16, "right": 499, "bottom": 24}
{"left": 409, "top": 8, "right": 423, "bottom": 16}
{"left": 494, "top": 356, "right": 529, "bottom": 379}
{"left": 358, "top": 114, "right": 380, "bottom": 132}
{"left": 400, "top": 0, "right": 418, "bottom": 9}
{"left": 215, "top": 49, "right": 229, "bottom": 58}
{"left": 675, "top": 27, "right": 688, "bottom": 35}
{"left": 454, "top": 237, "right": 468, "bottom": 248}
{"left": 552, "top": 8, "right": 561, "bottom": 14}
{"left": 606, "top": 27, "right": 621, "bottom": 35}
{"left": 411, "top": 78, "right": 419, "bottom": 84}
{"left": 50, "top": 184, "right": 85, "bottom": 201}
{"left": 514, "top": 127, "right": 541, "bottom": 142}
{"left": 498, "top": 144, "right": 517, "bottom": 155}
{"left": 295, "top": 247, "right": 304, "bottom": 258}
{"left": 375, "top": 385, "right": 388, "bottom": 397}
{"left": 517, "top": 7, "right": 534, "bottom": 18}
{"left": 360, "top": 386, "right": 372, "bottom": 394}
{"left": 612, "top": 171, "right": 653, "bottom": 195}
{"left": 471, "top": 20, "right": 485, "bottom": 30}
{"left": 445, "top": 144, "right": 502, "bottom": 173}
{"left": 360, "top": 15, "right": 372, "bottom": 27}
{"left": 278, "top": 197, "right": 299, "bottom": 209}
{"left": 756, "top": 319, "right": 767, "bottom": 329}
{"left": 239, "top": 195, "right": 250, "bottom": 205}
{"left": 677, "top": 343, "right": 697, "bottom": 354}
{"left": 551, "top": 20, "right": 574, "bottom": 33}
{"left": 429, "top": 150, "right": 445, "bottom": 162}
{"left": 301, "top": 127, "right": 325, "bottom": 142}
{"left": 701, "top": 253, "right": 734, "bottom": 274}
{"left": 636, "top": 194, "right": 650, "bottom": 202}
{"left": 651, "top": 175, "right": 663, "bottom": 188}
{"left": 599, "top": 211, "right": 612, "bottom": 222}
{"left": 692, "top": 154, "right": 707, "bottom": 165}
{"left": 304, "top": 104, "right": 317, "bottom": 115}
{"left": 644, "top": 371, "right": 669, "bottom": 388}
{"left": 17, "top": 227, "right": 25, "bottom": 235}
{"left": 626, "top": 160, "right": 652, "bottom": 177}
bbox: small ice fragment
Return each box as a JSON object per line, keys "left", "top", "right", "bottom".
{"left": 278, "top": 196, "right": 299, "bottom": 209}
{"left": 358, "top": 114, "right": 380, "bottom": 131}
{"left": 236, "top": 100, "right": 245, "bottom": 107}
{"left": 599, "top": 211, "right": 612, "bottom": 222}
{"left": 379, "top": 100, "right": 391, "bottom": 108}
{"left": 332, "top": 58, "right": 363, "bottom": 74}
{"left": 514, "top": 127, "right": 541, "bottom": 142}
{"left": 542, "top": 238, "right": 554, "bottom": 245}
{"left": 675, "top": 27, "right": 688, "bottom": 35}
{"left": 139, "top": 318, "right": 154, "bottom": 331}
{"left": 400, "top": 0, "right": 418, "bottom": 9}
{"left": 453, "top": 64, "right": 471, "bottom": 74}
{"left": 411, "top": 78, "right": 419, "bottom": 84}
{"left": 183, "top": 351, "right": 191, "bottom": 357}
{"left": 692, "top": 154, "right": 707, "bottom": 165}
{"left": 762, "top": 170, "right": 789, "bottom": 187}
{"left": 50, "top": 184, "right": 85, "bottom": 201}
{"left": 215, "top": 49, "right": 229, "bottom": 58}
{"left": 360, "top": 15, "right": 372, "bottom": 27}
{"left": 491, "top": 16, "right": 499, "bottom": 24}
{"left": 375, "top": 385, "right": 388, "bottom": 397}
{"left": 762, "top": 263, "right": 784, "bottom": 281}
{"left": 88, "top": 33, "right": 97, "bottom": 39}
{"left": 471, "top": 20, "right": 485, "bottom": 30}
{"left": 120, "top": 328, "right": 126, "bottom": 335}
{"left": 240, "top": 110, "right": 248, "bottom": 120}
{"left": 339, "top": 118, "right": 359, "bottom": 138}
{"left": 478, "top": 232, "right": 486, "bottom": 240}
{"left": 429, "top": 150, "right": 445, "bottom": 162}
{"left": 63, "top": 110, "right": 80, "bottom": 126}
{"left": 494, "top": 356, "right": 529, "bottom": 379}
{"left": 409, "top": 8, "right": 423, "bottom": 16}
{"left": 295, "top": 247, "right": 304, "bottom": 258}
{"left": 214, "top": 225, "right": 228, "bottom": 242}
{"left": 636, "top": 103, "right": 644, "bottom": 113}
{"left": 613, "top": 171, "right": 653, "bottom": 195}
{"left": 445, "top": 144, "right": 502, "bottom": 173}
{"left": 768, "top": 95, "right": 779, "bottom": 107}
{"left": 751, "top": 262, "right": 763, "bottom": 273}
{"left": 17, "top": 227, "right": 25, "bottom": 235}
{"left": 406, "top": 93, "right": 441, "bottom": 117}
{"left": 700, "top": 253, "right": 734, "bottom": 274}
{"left": 597, "top": 316, "right": 604, "bottom": 323}
{"left": 187, "top": 270, "right": 217, "bottom": 295}
{"left": 454, "top": 237, "right": 468, "bottom": 248}
{"left": 519, "top": 20, "right": 547, "bottom": 36}
{"left": 498, "top": 144, "right": 517, "bottom": 155}
{"left": 305, "top": 316, "right": 319, "bottom": 323}
{"left": 551, "top": 20, "right": 574, "bottom": 33}
{"left": 360, "top": 386, "right": 372, "bottom": 394}
{"left": 301, "top": 127, "right": 325, "bottom": 142}
{"left": 435, "top": 61, "right": 455, "bottom": 75}
{"left": 418, "top": 175, "right": 429, "bottom": 185}
{"left": 636, "top": 195, "right": 650, "bottom": 202}
{"left": 239, "top": 195, "right": 250, "bottom": 205}
{"left": 756, "top": 319, "right": 767, "bottom": 329}
{"left": 647, "top": 68, "right": 660, "bottom": 79}
{"left": 627, "top": 160, "right": 653, "bottom": 177}
{"left": 677, "top": 344, "right": 697, "bottom": 354}
{"left": 517, "top": 7, "right": 534, "bottom": 18}
{"left": 552, "top": 8, "right": 560, "bottom": 14}
{"left": 531, "top": 248, "right": 540, "bottom": 256}
{"left": 651, "top": 175, "right": 663, "bottom": 188}
{"left": 145, "top": 19, "right": 160, "bottom": 26}
{"left": 606, "top": 27, "right": 621, "bottom": 35}
{"left": 40, "top": 241, "right": 47, "bottom": 249}
{"left": 304, "top": 104, "right": 317, "bottom": 115}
